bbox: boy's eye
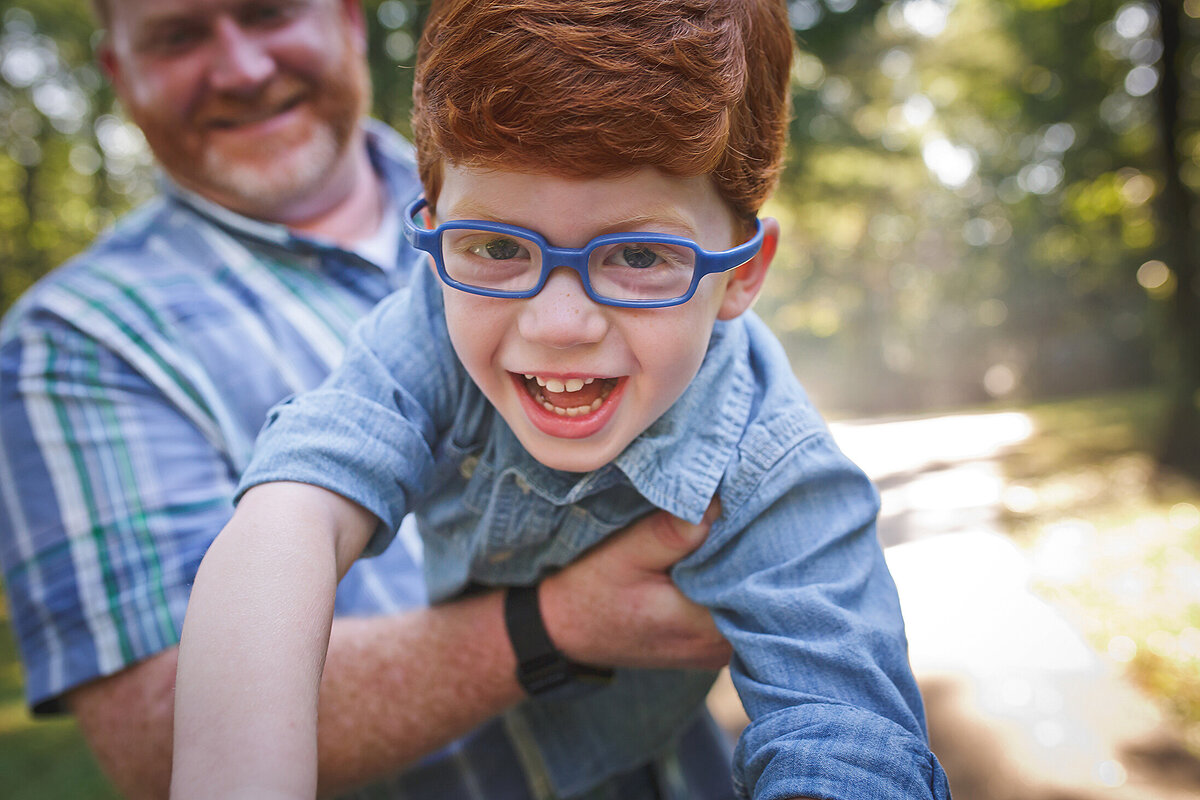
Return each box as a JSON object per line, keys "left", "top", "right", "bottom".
{"left": 616, "top": 245, "right": 662, "bottom": 270}
{"left": 471, "top": 237, "right": 528, "bottom": 260}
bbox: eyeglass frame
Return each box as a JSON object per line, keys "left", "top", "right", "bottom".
{"left": 402, "top": 196, "right": 765, "bottom": 309}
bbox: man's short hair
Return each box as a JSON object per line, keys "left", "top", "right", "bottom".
{"left": 412, "top": 0, "right": 793, "bottom": 220}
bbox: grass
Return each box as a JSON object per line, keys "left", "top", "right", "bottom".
{"left": 993, "top": 388, "right": 1200, "bottom": 755}
{"left": 0, "top": 592, "right": 120, "bottom": 799}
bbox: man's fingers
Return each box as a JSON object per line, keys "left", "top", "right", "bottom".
{"left": 615, "top": 498, "right": 722, "bottom": 572}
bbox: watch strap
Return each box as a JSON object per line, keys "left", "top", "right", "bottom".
{"left": 504, "top": 584, "right": 614, "bottom": 697}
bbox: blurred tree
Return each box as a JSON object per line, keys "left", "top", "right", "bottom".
{"left": 759, "top": 0, "right": 1200, "bottom": 488}
{"left": 763, "top": 0, "right": 1163, "bottom": 415}
{"left": 0, "top": 0, "right": 130, "bottom": 312}
{"left": 1150, "top": 0, "right": 1200, "bottom": 476}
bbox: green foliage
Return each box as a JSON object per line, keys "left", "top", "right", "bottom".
{"left": 761, "top": 0, "right": 1179, "bottom": 414}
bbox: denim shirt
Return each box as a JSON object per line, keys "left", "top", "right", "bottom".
{"left": 240, "top": 263, "right": 951, "bottom": 800}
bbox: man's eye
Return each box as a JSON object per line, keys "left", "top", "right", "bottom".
{"left": 242, "top": 5, "right": 282, "bottom": 26}
{"left": 146, "top": 25, "right": 205, "bottom": 53}
{"left": 618, "top": 246, "right": 662, "bottom": 269}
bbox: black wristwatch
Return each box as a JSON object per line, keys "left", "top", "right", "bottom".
{"left": 504, "top": 584, "right": 615, "bottom": 698}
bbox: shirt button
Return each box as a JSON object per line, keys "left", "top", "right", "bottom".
{"left": 459, "top": 455, "right": 479, "bottom": 479}
{"left": 488, "top": 550, "right": 513, "bottom": 564}
{"left": 513, "top": 474, "right": 532, "bottom": 494}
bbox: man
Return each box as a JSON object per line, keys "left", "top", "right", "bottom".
{"left": 0, "top": 1, "right": 734, "bottom": 797}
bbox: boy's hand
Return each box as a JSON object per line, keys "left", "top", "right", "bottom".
{"left": 539, "top": 501, "right": 730, "bottom": 670}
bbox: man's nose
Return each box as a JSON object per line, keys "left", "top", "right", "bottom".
{"left": 517, "top": 267, "right": 609, "bottom": 349}
{"left": 209, "top": 18, "right": 275, "bottom": 92}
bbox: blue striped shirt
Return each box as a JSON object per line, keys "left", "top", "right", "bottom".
{"left": 0, "top": 122, "right": 734, "bottom": 799}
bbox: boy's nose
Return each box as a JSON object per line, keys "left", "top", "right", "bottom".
{"left": 517, "top": 267, "right": 609, "bottom": 349}
{"left": 209, "top": 18, "right": 276, "bottom": 93}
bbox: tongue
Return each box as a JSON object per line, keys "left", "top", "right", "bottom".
{"left": 533, "top": 379, "right": 611, "bottom": 408}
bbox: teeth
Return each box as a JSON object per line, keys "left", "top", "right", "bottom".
{"left": 524, "top": 375, "right": 592, "bottom": 394}
{"left": 540, "top": 398, "right": 604, "bottom": 416}
{"left": 525, "top": 373, "right": 616, "bottom": 419}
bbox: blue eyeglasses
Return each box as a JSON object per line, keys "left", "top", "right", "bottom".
{"left": 403, "top": 197, "right": 764, "bottom": 308}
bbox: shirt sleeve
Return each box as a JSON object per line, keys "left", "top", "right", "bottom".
{"left": 236, "top": 266, "right": 464, "bottom": 555}
{"left": 0, "top": 310, "right": 225, "bottom": 712}
{"left": 672, "top": 431, "right": 951, "bottom": 800}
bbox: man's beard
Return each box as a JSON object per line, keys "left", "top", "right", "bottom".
{"left": 132, "top": 44, "right": 370, "bottom": 218}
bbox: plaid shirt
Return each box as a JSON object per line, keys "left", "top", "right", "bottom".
{"left": 0, "top": 122, "right": 734, "bottom": 800}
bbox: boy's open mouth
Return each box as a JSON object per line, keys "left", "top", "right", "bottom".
{"left": 519, "top": 374, "right": 619, "bottom": 417}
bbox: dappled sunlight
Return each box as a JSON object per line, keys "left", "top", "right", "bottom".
{"left": 886, "top": 532, "right": 1097, "bottom": 675}
{"left": 830, "top": 410, "right": 1035, "bottom": 479}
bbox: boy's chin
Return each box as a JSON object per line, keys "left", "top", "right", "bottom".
{"left": 508, "top": 424, "right": 627, "bottom": 474}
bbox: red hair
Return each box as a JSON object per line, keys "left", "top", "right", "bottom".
{"left": 412, "top": 0, "right": 792, "bottom": 220}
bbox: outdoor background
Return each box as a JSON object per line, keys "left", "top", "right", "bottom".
{"left": 1, "top": 0, "right": 1199, "bottom": 797}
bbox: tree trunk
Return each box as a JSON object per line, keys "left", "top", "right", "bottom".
{"left": 1152, "top": 0, "right": 1200, "bottom": 477}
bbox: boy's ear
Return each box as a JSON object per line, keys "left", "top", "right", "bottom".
{"left": 717, "top": 217, "right": 779, "bottom": 321}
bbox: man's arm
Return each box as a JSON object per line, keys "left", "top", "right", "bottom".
{"left": 69, "top": 504, "right": 728, "bottom": 799}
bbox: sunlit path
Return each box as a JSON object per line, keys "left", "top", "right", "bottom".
{"left": 832, "top": 411, "right": 1196, "bottom": 800}
{"left": 830, "top": 412, "right": 1035, "bottom": 547}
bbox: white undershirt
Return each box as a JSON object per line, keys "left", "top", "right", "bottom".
{"left": 350, "top": 191, "right": 402, "bottom": 273}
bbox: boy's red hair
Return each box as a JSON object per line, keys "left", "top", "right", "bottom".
{"left": 412, "top": 0, "right": 793, "bottom": 221}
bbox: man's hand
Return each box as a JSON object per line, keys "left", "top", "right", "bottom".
{"left": 540, "top": 502, "right": 731, "bottom": 670}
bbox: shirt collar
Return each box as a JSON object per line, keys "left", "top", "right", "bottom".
{"left": 158, "top": 119, "right": 420, "bottom": 254}
{"left": 613, "top": 319, "right": 755, "bottom": 523}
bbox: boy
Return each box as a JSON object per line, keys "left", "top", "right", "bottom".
{"left": 172, "top": 1, "right": 951, "bottom": 798}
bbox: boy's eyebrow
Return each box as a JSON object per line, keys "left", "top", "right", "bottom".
{"left": 443, "top": 201, "right": 702, "bottom": 238}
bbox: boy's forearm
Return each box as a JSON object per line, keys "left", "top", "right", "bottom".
{"left": 171, "top": 484, "right": 371, "bottom": 800}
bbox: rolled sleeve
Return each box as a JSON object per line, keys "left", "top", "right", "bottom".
{"left": 237, "top": 272, "right": 462, "bottom": 555}
{"left": 238, "top": 387, "right": 436, "bottom": 555}
{"left": 735, "top": 706, "right": 950, "bottom": 799}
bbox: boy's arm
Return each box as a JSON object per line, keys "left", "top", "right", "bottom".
{"left": 674, "top": 432, "right": 949, "bottom": 799}
{"left": 170, "top": 481, "right": 376, "bottom": 800}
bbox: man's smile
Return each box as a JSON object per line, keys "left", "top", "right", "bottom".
{"left": 205, "top": 97, "right": 305, "bottom": 130}
{"left": 193, "top": 73, "right": 312, "bottom": 132}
